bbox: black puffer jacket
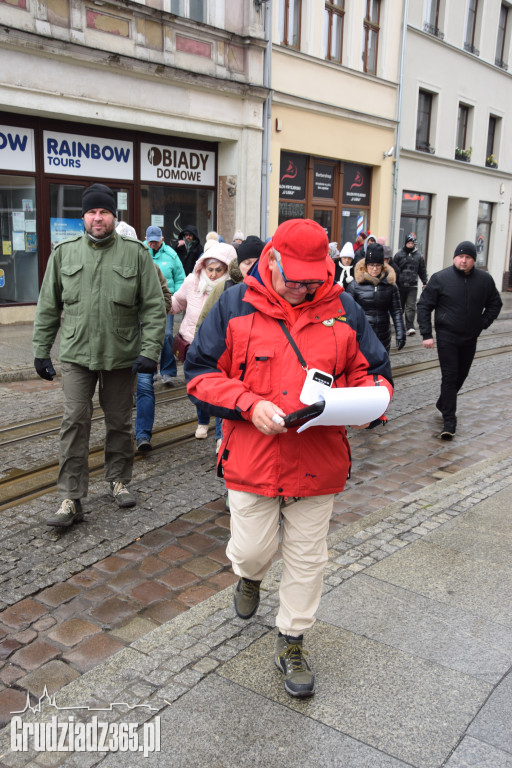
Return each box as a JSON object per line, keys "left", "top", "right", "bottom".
{"left": 394, "top": 245, "right": 428, "bottom": 288}
{"left": 417, "top": 265, "right": 502, "bottom": 343}
{"left": 172, "top": 224, "right": 203, "bottom": 276}
{"left": 347, "top": 261, "right": 406, "bottom": 352}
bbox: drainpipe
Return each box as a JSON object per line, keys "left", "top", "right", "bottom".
{"left": 390, "top": 0, "right": 409, "bottom": 249}
{"left": 260, "top": 0, "right": 272, "bottom": 241}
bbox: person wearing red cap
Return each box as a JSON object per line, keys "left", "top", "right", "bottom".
{"left": 185, "top": 218, "right": 393, "bottom": 698}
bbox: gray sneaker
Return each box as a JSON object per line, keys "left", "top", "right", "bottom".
{"left": 110, "top": 481, "right": 136, "bottom": 508}
{"left": 275, "top": 633, "right": 315, "bottom": 698}
{"left": 233, "top": 577, "right": 261, "bottom": 619}
{"left": 47, "top": 499, "right": 83, "bottom": 528}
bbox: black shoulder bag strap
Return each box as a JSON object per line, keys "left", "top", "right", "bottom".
{"left": 277, "top": 319, "right": 308, "bottom": 370}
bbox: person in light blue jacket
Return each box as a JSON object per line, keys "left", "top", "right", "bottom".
{"left": 144, "top": 225, "right": 185, "bottom": 383}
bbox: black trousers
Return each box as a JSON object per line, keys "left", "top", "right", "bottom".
{"left": 436, "top": 336, "right": 477, "bottom": 428}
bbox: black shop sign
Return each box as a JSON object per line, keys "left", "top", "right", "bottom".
{"left": 342, "top": 164, "right": 371, "bottom": 205}
{"left": 279, "top": 153, "right": 306, "bottom": 200}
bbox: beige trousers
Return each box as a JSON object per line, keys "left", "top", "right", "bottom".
{"left": 226, "top": 490, "right": 334, "bottom": 636}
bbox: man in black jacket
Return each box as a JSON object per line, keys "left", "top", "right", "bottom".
{"left": 173, "top": 224, "right": 203, "bottom": 275}
{"left": 394, "top": 233, "right": 428, "bottom": 335}
{"left": 417, "top": 241, "right": 502, "bottom": 440}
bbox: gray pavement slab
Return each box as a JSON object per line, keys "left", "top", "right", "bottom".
{"left": 445, "top": 737, "right": 512, "bottom": 767}
{"left": 218, "top": 624, "right": 490, "bottom": 768}
{"left": 467, "top": 672, "right": 512, "bottom": 755}
{"left": 101, "top": 673, "right": 410, "bottom": 768}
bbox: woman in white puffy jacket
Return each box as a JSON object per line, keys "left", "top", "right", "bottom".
{"left": 170, "top": 242, "right": 235, "bottom": 438}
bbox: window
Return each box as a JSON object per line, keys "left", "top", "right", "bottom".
{"left": 455, "top": 104, "right": 472, "bottom": 161}
{"left": 279, "top": 0, "right": 301, "bottom": 49}
{"left": 324, "top": 1, "right": 344, "bottom": 62}
{"left": 0, "top": 175, "right": 39, "bottom": 304}
{"left": 464, "top": 0, "right": 480, "bottom": 55}
{"left": 496, "top": 4, "right": 509, "bottom": 69}
{"left": 486, "top": 116, "right": 498, "bottom": 167}
{"left": 363, "top": 0, "right": 380, "bottom": 74}
{"left": 424, "top": 0, "right": 444, "bottom": 38}
{"left": 476, "top": 202, "right": 492, "bottom": 267}
{"left": 416, "top": 90, "right": 434, "bottom": 153}
{"left": 399, "top": 191, "right": 432, "bottom": 263}
{"left": 171, "top": 0, "right": 206, "bottom": 23}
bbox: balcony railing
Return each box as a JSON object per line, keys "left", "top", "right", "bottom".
{"left": 423, "top": 22, "right": 444, "bottom": 40}
{"left": 464, "top": 42, "right": 480, "bottom": 56}
{"left": 416, "top": 143, "right": 435, "bottom": 154}
{"left": 495, "top": 57, "right": 509, "bottom": 71}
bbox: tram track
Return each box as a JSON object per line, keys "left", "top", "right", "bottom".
{"left": 1, "top": 341, "right": 511, "bottom": 511}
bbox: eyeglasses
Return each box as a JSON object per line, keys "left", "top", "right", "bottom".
{"left": 274, "top": 254, "right": 325, "bottom": 291}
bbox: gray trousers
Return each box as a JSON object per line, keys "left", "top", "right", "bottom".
{"left": 58, "top": 362, "right": 135, "bottom": 499}
{"left": 399, "top": 285, "right": 418, "bottom": 330}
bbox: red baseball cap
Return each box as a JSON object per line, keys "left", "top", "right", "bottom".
{"left": 272, "top": 219, "right": 329, "bottom": 281}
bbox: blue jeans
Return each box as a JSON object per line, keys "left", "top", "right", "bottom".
{"left": 160, "top": 314, "right": 177, "bottom": 377}
{"left": 196, "top": 404, "right": 223, "bottom": 439}
{"left": 135, "top": 372, "right": 155, "bottom": 442}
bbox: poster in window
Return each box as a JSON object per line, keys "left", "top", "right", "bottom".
{"left": 342, "top": 164, "right": 371, "bottom": 206}
{"left": 279, "top": 153, "right": 307, "bottom": 200}
{"left": 313, "top": 164, "right": 335, "bottom": 198}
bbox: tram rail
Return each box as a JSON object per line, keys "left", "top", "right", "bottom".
{"left": 1, "top": 341, "right": 511, "bottom": 511}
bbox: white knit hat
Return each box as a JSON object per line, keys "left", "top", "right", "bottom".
{"left": 340, "top": 242, "right": 355, "bottom": 259}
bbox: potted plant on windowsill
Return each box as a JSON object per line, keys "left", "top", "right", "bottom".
{"left": 455, "top": 146, "right": 472, "bottom": 162}
{"left": 486, "top": 154, "right": 498, "bottom": 168}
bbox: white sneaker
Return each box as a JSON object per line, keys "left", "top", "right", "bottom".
{"left": 406, "top": 328, "right": 416, "bottom": 336}
{"left": 216, "top": 438, "right": 222, "bottom": 454}
{"left": 161, "top": 375, "right": 175, "bottom": 386}
{"left": 195, "top": 424, "right": 208, "bottom": 439}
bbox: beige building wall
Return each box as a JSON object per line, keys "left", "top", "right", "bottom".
{"left": 269, "top": 0, "right": 405, "bottom": 241}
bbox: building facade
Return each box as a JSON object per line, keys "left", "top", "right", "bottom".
{"left": 269, "top": 0, "right": 404, "bottom": 249}
{"left": 0, "top": 0, "right": 268, "bottom": 322}
{"left": 396, "top": 0, "right": 512, "bottom": 288}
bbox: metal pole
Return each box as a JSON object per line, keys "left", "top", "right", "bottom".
{"left": 260, "top": 0, "right": 272, "bottom": 241}
{"left": 390, "top": 0, "right": 409, "bottom": 250}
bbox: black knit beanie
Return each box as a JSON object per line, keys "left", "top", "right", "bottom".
{"left": 453, "top": 241, "right": 477, "bottom": 260}
{"left": 81, "top": 183, "right": 117, "bottom": 217}
{"left": 365, "top": 243, "right": 385, "bottom": 265}
{"left": 236, "top": 235, "right": 265, "bottom": 265}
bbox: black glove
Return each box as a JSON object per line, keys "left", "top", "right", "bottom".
{"left": 34, "top": 357, "right": 56, "bottom": 381}
{"left": 396, "top": 338, "right": 406, "bottom": 351}
{"left": 131, "top": 355, "right": 158, "bottom": 375}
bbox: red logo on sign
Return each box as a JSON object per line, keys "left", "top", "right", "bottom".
{"left": 281, "top": 160, "right": 298, "bottom": 183}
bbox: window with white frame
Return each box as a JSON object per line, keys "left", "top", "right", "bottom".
{"left": 279, "top": 0, "right": 302, "bottom": 49}
{"left": 424, "top": 0, "right": 444, "bottom": 39}
{"left": 171, "top": 0, "right": 206, "bottom": 23}
{"left": 416, "top": 90, "right": 435, "bottom": 153}
{"left": 464, "top": 0, "right": 480, "bottom": 55}
{"left": 324, "top": 0, "right": 344, "bottom": 62}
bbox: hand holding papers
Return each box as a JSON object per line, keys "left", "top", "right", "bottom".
{"left": 295, "top": 386, "right": 390, "bottom": 433}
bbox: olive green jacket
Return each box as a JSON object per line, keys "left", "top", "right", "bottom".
{"left": 33, "top": 232, "right": 166, "bottom": 370}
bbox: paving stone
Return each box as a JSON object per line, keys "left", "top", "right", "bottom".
{"left": 178, "top": 533, "right": 216, "bottom": 554}
{"left": 182, "top": 556, "right": 223, "bottom": 578}
{"left": 89, "top": 597, "right": 136, "bottom": 626}
{"left": 0, "top": 687, "right": 29, "bottom": 728}
{"left": 10, "top": 639, "right": 60, "bottom": 671}
{"left": 109, "top": 616, "right": 158, "bottom": 643}
{"left": 177, "top": 584, "right": 217, "bottom": 607}
{"left": 18, "top": 659, "right": 80, "bottom": 697}
{"left": 11, "top": 628, "right": 37, "bottom": 644}
{"left": 0, "top": 637, "right": 22, "bottom": 659}
{"left": 38, "top": 583, "right": 81, "bottom": 607}
{"left": 93, "top": 555, "right": 131, "bottom": 574}
{"left": 138, "top": 600, "right": 187, "bottom": 624}
{"left": 62, "top": 633, "right": 124, "bottom": 672}
{"left": 180, "top": 508, "right": 216, "bottom": 524}
{"left": 67, "top": 570, "right": 105, "bottom": 589}
{"left": 130, "top": 581, "right": 170, "bottom": 604}
{"left": 207, "top": 572, "right": 238, "bottom": 590}
{"left": 157, "top": 544, "right": 191, "bottom": 563}
{"left": 0, "top": 598, "right": 47, "bottom": 629}
{"left": 138, "top": 529, "right": 175, "bottom": 549}
{"left": 47, "top": 618, "right": 101, "bottom": 647}
{"left": 138, "top": 555, "right": 169, "bottom": 576}
{"left": 157, "top": 568, "right": 199, "bottom": 590}
{"left": 0, "top": 663, "right": 25, "bottom": 686}
{"left": 163, "top": 519, "right": 195, "bottom": 536}
{"left": 116, "top": 542, "right": 149, "bottom": 560}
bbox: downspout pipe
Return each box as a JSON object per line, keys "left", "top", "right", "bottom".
{"left": 260, "top": 0, "right": 272, "bottom": 241}
{"left": 390, "top": 0, "right": 409, "bottom": 250}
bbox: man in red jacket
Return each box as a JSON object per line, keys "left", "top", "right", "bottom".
{"left": 185, "top": 219, "right": 393, "bottom": 698}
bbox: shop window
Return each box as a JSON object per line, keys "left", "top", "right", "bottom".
{"left": 0, "top": 176, "right": 38, "bottom": 304}
{"left": 324, "top": 1, "right": 344, "bottom": 63}
{"left": 464, "top": 0, "right": 480, "bottom": 55}
{"left": 340, "top": 209, "right": 368, "bottom": 248}
{"left": 363, "top": 0, "right": 380, "bottom": 74}
{"left": 399, "top": 191, "right": 431, "bottom": 262}
{"left": 496, "top": 5, "right": 509, "bottom": 69}
{"left": 476, "top": 202, "right": 492, "bottom": 268}
{"left": 49, "top": 184, "right": 131, "bottom": 247}
{"left": 171, "top": 0, "right": 206, "bottom": 23}
{"left": 140, "top": 185, "right": 214, "bottom": 246}
{"left": 279, "top": 0, "right": 301, "bottom": 49}
{"left": 416, "top": 90, "right": 435, "bottom": 153}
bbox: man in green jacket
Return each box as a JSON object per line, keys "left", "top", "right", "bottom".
{"left": 33, "top": 183, "right": 165, "bottom": 528}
